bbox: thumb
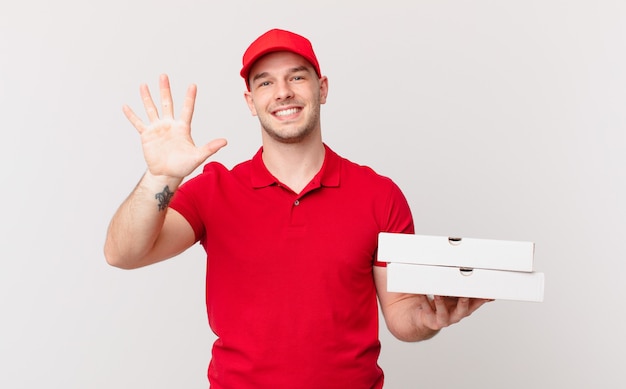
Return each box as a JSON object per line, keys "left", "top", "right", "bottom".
{"left": 199, "top": 138, "right": 228, "bottom": 160}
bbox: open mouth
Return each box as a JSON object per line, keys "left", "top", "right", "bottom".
{"left": 274, "top": 107, "right": 301, "bottom": 117}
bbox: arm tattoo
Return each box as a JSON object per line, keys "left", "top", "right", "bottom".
{"left": 155, "top": 186, "right": 174, "bottom": 212}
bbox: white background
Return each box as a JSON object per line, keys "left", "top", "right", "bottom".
{"left": 2, "top": 1, "right": 625, "bottom": 388}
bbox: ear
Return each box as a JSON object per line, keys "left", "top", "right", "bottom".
{"left": 319, "top": 76, "right": 329, "bottom": 105}
{"left": 244, "top": 91, "right": 258, "bottom": 116}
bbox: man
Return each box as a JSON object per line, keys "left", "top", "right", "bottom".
{"left": 104, "top": 28, "right": 489, "bottom": 389}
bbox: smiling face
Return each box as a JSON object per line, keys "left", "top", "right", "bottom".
{"left": 244, "top": 51, "right": 328, "bottom": 144}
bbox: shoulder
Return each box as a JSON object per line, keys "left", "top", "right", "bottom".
{"left": 338, "top": 153, "right": 399, "bottom": 190}
{"left": 333, "top": 150, "right": 410, "bottom": 211}
{"left": 332, "top": 149, "right": 414, "bottom": 233}
{"left": 193, "top": 159, "right": 253, "bottom": 180}
{"left": 201, "top": 161, "right": 241, "bottom": 175}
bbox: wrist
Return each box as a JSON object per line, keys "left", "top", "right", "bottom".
{"left": 142, "top": 170, "right": 184, "bottom": 189}
{"left": 139, "top": 171, "right": 184, "bottom": 212}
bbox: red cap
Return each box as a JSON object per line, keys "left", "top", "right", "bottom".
{"left": 240, "top": 29, "right": 321, "bottom": 90}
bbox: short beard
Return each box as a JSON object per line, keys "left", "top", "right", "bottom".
{"left": 259, "top": 96, "right": 321, "bottom": 144}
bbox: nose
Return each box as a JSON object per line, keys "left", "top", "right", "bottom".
{"left": 274, "top": 79, "right": 294, "bottom": 101}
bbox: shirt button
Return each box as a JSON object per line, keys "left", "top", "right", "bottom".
{"left": 294, "top": 200, "right": 300, "bottom": 206}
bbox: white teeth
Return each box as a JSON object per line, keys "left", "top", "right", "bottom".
{"left": 275, "top": 108, "right": 299, "bottom": 117}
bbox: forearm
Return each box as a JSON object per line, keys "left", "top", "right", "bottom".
{"left": 104, "top": 171, "right": 182, "bottom": 269}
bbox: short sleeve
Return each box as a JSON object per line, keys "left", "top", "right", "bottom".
{"left": 373, "top": 179, "right": 414, "bottom": 267}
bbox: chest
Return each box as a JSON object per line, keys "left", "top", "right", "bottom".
{"left": 201, "top": 184, "right": 382, "bottom": 276}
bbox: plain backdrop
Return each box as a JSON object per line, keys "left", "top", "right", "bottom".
{"left": 2, "top": 1, "right": 625, "bottom": 388}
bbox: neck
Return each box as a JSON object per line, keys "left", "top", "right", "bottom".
{"left": 261, "top": 135, "right": 325, "bottom": 194}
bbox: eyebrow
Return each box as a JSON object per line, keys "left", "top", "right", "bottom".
{"left": 251, "top": 66, "right": 312, "bottom": 83}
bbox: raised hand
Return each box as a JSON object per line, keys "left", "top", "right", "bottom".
{"left": 123, "top": 74, "right": 227, "bottom": 179}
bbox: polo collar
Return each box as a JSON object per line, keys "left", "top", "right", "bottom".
{"left": 250, "top": 143, "right": 341, "bottom": 189}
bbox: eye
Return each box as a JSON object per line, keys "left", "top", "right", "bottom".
{"left": 255, "top": 80, "right": 271, "bottom": 89}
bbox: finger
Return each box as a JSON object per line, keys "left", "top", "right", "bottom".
{"left": 139, "top": 83, "right": 160, "bottom": 122}
{"left": 449, "top": 297, "right": 471, "bottom": 323}
{"left": 468, "top": 298, "right": 493, "bottom": 313}
{"left": 198, "top": 138, "right": 228, "bottom": 160}
{"left": 122, "top": 105, "right": 146, "bottom": 134}
{"left": 438, "top": 296, "right": 457, "bottom": 310}
{"left": 159, "top": 74, "right": 174, "bottom": 119}
{"left": 433, "top": 295, "right": 450, "bottom": 323}
{"left": 423, "top": 295, "right": 436, "bottom": 311}
{"left": 179, "top": 84, "right": 197, "bottom": 125}
{"left": 188, "top": 139, "right": 228, "bottom": 173}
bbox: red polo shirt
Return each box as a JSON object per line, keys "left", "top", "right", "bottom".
{"left": 170, "top": 144, "right": 414, "bottom": 389}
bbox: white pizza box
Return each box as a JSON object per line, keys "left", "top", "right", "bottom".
{"left": 378, "top": 233, "right": 545, "bottom": 302}
{"left": 386, "top": 262, "right": 545, "bottom": 302}
{"left": 378, "top": 232, "right": 535, "bottom": 272}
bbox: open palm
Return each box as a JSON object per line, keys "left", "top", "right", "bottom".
{"left": 123, "top": 74, "right": 227, "bottom": 179}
